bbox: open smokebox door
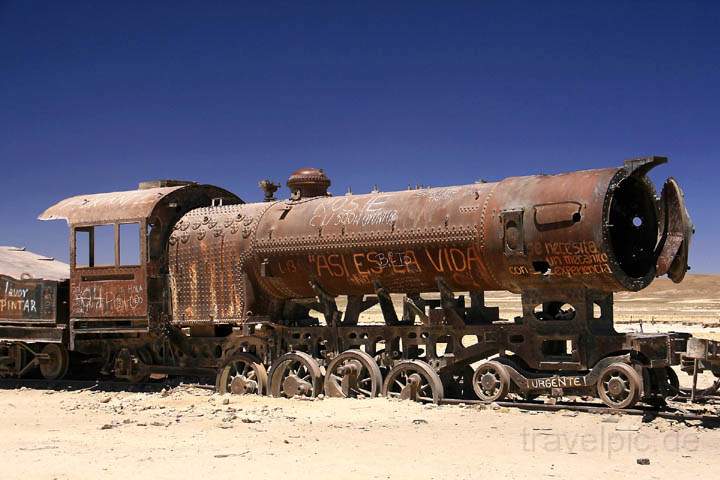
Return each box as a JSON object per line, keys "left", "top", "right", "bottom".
{"left": 609, "top": 157, "right": 693, "bottom": 289}
{"left": 655, "top": 177, "right": 693, "bottom": 283}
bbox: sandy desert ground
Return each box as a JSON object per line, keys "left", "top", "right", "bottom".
{"left": 1, "top": 382, "right": 719, "bottom": 480}
{"left": 1, "top": 273, "right": 719, "bottom": 479}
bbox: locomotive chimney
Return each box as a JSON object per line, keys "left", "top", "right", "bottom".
{"left": 286, "top": 167, "right": 331, "bottom": 199}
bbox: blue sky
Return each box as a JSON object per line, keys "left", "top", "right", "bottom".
{"left": 1, "top": 1, "right": 718, "bottom": 272}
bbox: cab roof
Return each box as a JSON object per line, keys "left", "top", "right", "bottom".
{"left": 39, "top": 184, "right": 241, "bottom": 225}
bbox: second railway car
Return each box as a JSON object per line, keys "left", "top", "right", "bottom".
{"left": 0, "top": 246, "right": 70, "bottom": 379}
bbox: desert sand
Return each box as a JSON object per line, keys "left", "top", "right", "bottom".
{"left": 0, "top": 384, "right": 718, "bottom": 480}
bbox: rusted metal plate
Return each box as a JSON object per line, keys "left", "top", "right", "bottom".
{"left": 168, "top": 203, "right": 272, "bottom": 324}
{"left": 70, "top": 267, "right": 147, "bottom": 318}
{"left": 0, "top": 274, "right": 59, "bottom": 323}
{"left": 0, "top": 246, "right": 69, "bottom": 281}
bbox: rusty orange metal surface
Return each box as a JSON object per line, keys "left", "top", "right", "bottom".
{"left": 168, "top": 157, "right": 692, "bottom": 325}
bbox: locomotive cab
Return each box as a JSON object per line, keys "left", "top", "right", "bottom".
{"left": 39, "top": 181, "right": 240, "bottom": 349}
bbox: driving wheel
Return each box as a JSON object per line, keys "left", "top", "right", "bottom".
{"left": 324, "top": 349, "right": 382, "bottom": 398}
{"left": 382, "top": 360, "right": 444, "bottom": 404}
{"left": 216, "top": 353, "right": 268, "bottom": 395}
{"left": 269, "top": 351, "right": 324, "bottom": 398}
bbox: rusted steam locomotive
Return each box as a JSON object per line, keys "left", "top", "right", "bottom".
{"left": 1, "top": 155, "right": 716, "bottom": 409}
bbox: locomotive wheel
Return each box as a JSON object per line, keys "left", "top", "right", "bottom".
{"left": 472, "top": 361, "right": 510, "bottom": 403}
{"left": 216, "top": 353, "right": 268, "bottom": 396}
{"left": 382, "top": 360, "right": 444, "bottom": 404}
{"left": 324, "top": 350, "right": 382, "bottom": 398}
{"left": 269, "top": 351, "right": 323, "bottom": 398}
{"left": 597, "top": 362, "right": 642, "bottom": 409}
{"left": 39, "top": 343, "right": 70, "bottom": 380}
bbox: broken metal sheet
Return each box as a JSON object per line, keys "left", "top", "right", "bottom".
{"left": 0, "top": 246, "right": 69, "bottom": 281}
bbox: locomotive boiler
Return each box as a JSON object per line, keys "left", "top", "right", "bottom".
{"left": 3, "top": 155, "right": 708, "bottom": 409}
{"left": 168, "top": 155, "right": 689, "bottom": 324}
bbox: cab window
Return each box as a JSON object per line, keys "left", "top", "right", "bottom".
{"left": 119, "top": 223, "right": 141, "bottom": 265}
{"left": 74, "top": 222, "right": 143, "bottom": 267}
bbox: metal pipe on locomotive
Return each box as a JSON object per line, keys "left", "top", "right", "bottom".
{"left": 2, "top": 155, "right": 715, "bottom": 409}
